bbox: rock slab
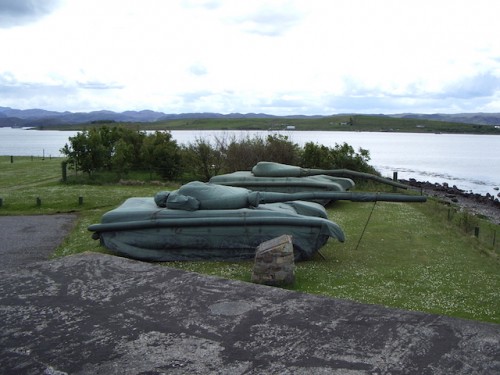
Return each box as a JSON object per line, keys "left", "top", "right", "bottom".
{"left": 0, "top": 252, "right": 499, "bottom": 374}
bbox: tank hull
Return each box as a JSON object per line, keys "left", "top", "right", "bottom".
{"left": 89, "top": 198, "right": 345, "bottom": 262}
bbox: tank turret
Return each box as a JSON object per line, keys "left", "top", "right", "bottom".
{"left": 155, "top": 181, "right": 426, "bottom": 211}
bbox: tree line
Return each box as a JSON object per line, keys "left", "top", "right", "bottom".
{"left": 60, "top": 126, "right": 377, "bottom": 182}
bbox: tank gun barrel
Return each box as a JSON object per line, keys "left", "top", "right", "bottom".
{"left": 252, "top": 191, "right": 427, "bottom": 205}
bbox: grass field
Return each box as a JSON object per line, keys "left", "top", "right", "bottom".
{"left": 1, "top": 156, "right": 499, "bottom": 324}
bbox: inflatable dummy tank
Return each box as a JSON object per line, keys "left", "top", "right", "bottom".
{"left": 210, "top": 162, "right": 355, "bottom": 194}
{"left": 210, "top": 162, "right": 410, "bottom": 204}
{"left": 251, "top": 161, "right": 409, "bottom": 189}
{"left": 88, "top": 181, "right": 426, "bottom": 262}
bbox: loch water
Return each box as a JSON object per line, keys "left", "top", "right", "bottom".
{"left": 1, "top": 127, "right": 499, "bottom": 196}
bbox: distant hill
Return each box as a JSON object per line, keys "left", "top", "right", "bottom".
{"left": 0, "top": 107, "right": 167, "bottom": 127}
{"left": 389, "top": 113, "right": 500, "bottom": 126}
{"left": 1, "top": 106, "right": 500, "bottom": 128}
{"left": 0, "top": 107, "right": 324, "bottom": 127}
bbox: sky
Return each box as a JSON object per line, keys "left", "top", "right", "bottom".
{"left": 1, "top": 0, "right": 500, "bottom": 116}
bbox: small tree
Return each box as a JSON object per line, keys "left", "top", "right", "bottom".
{"left": 112, "top": 138, "right": 134, "bottom": 178}
{"left": 263, "top": 134, "right": 300, "bottom": 165}
{"left": 300, "top": 142, "right": 375, "bottom": 174}
{"left": 224, "top": 135, "right": 267, "bottom": 171}
{"left": 331, "top": 142, "right": 374, "bottom": 173}
{"left": 182, "top": 137, "right": 224, "bottom": 181}
{"left": 115, "top": 127, "right": 146, "bottom": 170}
{"left": 300, "top": 142, "right": 334, "bottom": 169}
{"left": 60, "top": 129, "right": 107, "bottom": 176}
{"left": 140, "top": 131, "right": 181, "bottom": 180}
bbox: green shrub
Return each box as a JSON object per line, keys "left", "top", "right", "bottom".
{"left": 61, "top": 126, "right": 182, "bottom": 180}
{"left": 300, "top": 141, "right": 378, "bottom": 175}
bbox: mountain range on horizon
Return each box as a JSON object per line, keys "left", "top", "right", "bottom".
{"left": 1, "top": 106, "right": 500, "bottom": 127}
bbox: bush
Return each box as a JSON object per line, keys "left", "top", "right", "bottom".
{"left": 181, "top": 136, "right": 225, "bottom": 181}
{"left": 61, "top": 127, "right": 379, "bottom": 183}
{"left": 61, "top": 126, "right": 182, "bottom": 180}
{"left": 300, "top": 141, "right": 377, "bottom": 175}
{"left": 140, "top": 131, "right": 182, "bottom": 180}
{"left": 223, "top": 134, "right": 300, "bottom": 172}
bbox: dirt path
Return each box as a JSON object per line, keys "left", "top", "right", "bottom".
{"left": 0, "top": 214, "right": 77, "bottom": 269}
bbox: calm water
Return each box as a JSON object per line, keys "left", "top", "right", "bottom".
{"left": 1, "top": 127, "right": 499, "bottom": 196}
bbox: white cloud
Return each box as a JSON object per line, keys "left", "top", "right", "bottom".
{"left": 188, "top": 63, "right": 208, "bottom": 76}
{"left": 0, "top": 0, "right": 500, "bottom": 114}
{"left": 232, "top": 1, "right": 306, "bottom": 36}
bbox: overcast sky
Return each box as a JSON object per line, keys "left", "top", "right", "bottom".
{"left": 1, "top": 0, "right": 500, "bottom": 115}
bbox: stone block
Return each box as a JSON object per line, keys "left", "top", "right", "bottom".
{"left": 251, "top": 235, "right": 295, "bottom": 286}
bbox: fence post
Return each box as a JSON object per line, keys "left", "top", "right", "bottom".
{"left": 61, "top": 161, "right": 67, "bottom": 182}
{"left": 474, "top": 227, "right": 480, "bottom": 237}
{"left": 36, "top": 197, "right": 41, "bottom": 207}
{"left": 78, "top": 196, "right": 83, "bottom": 205}
{"left": 0, "top": 197, "right": 3, "bottom": 207}
{"left": 392, "top": 171, "right": 398, "bottom": 192}
{"left": 10, "top": 156, "right": 13, "bottom": 163}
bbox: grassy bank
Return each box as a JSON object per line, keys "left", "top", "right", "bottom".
{"left": 1, "top": 156, "right": 499, "bottom": 324}
{"left": 40, "top": 114, "right": 500, "bottom": 134}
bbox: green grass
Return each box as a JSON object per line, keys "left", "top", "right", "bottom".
{"left": 0, "top": 157, "right": 159, "bottom": 213}
{"left": 168, "top": 201, "right": 499, "bottom": 323}
{"left": 0, "top": 156, "right": 61, "bottom": 189}
{"left": 1, "top": 156, "right": 499, "bottom": 324}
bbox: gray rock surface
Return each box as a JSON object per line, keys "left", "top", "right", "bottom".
{"left": 1, "top": 252, "right": 499, "bottom": 374}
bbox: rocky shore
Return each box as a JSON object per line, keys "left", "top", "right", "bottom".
{"left": 401, "top": 179, "right": 500, "bottom": 225}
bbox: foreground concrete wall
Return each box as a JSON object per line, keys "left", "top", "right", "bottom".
{"left": 0, "top": 252, "right": 498, "bottom": 374}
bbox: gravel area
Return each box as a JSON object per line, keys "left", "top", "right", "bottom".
{"left": 0, "top": 214, "right": 77, "bottom": 269}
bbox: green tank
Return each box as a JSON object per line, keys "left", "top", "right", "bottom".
{"left": 88, "top": 181, "right": 425, "bottom": 262}
{"left": 210, "top": 162, "right": 409, "bottom": 206}
{"left": 210, "top": 171, "right": 355, "bottom": 193}
{"left": 250, "top": 162, "right": 410, "bottom": 189}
